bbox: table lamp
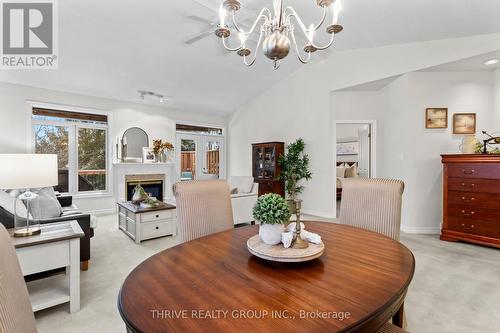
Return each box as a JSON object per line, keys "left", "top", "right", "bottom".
{"left": 0, "top": 154, "right": 58, "bottom": 237}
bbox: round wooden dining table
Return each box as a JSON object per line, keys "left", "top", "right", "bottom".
{"left": 118, "top": 222, "right": 415, "bottom": 333}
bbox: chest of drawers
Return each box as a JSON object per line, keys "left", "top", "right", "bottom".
{"left": 441, "top": 154, "right": 500, "bottom": 248}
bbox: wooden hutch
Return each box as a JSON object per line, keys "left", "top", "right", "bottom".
{"left": 441, "top": 154, "right": 500, "bottom": 248}
{"left": 252, "top": 142, "right": 285, "bottom": 197}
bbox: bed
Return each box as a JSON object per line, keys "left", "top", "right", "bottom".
{"left": 336, "top": 162, "right": 358, "bottom": 199}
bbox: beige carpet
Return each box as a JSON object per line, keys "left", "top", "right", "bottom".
{"left": 34, "top": 214, "right": 500, "bottom": 333}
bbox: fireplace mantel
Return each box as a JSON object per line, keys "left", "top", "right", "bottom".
{"left": 113, "top": 162, "right": 175, "bottom": 204}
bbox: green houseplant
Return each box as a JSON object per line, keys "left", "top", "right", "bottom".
{"left": 253, "top": 193, "right": 291, "bottom": 245}
{"left": 277, "top": 138, "right": 312, "bottom": 212}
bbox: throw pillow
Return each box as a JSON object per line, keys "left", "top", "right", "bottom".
{"left": 336, "top": 165, "right": 345, "bottom": 178}
{"left": 30, "top": 187, "right": 63, "bottom": 220}
{"left": 0, "top": 190, "right": 30, "bottom": 218}
{"left": 345, "top": 163, "right": 358, "bottom": 178}
{"left": 238, "top": 178, "right": 254, "bottom": 193}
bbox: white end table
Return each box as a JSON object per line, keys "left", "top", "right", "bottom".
{"left": 9, "top": 220, "right": 84, "bottom": 313}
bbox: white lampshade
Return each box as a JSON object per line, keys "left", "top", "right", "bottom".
{"left": 0, "top": 154, "right": 58, "bottom": 189}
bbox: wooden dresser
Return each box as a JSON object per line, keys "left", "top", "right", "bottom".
{"left": 441, "top": 154, "right": 500, "bottom": 248}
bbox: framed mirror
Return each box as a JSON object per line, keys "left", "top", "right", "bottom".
{"left": 122, "top": 127, "right": 148, "bottom": 161}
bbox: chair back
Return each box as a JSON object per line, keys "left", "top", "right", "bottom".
{"left": 173, "top": 179, "right": 234, "bottom": 243}
{"left": 0, "top": 224, "right": 37, "bottom": 333}
{"left": 340, "top": 178, "right": 405, "bottom": 241}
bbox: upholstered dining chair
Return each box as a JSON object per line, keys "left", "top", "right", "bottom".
{"left": 339, "top": 178, "right": 407, "bottom": 332}
{"left": 173, "top": 179, "right": 234, "bottom": 243}
{"left": 0, "top": 224, "right": 37, "bottom": 333}
{"left": 339, "top": 178, "right": 405, "bottom": 241}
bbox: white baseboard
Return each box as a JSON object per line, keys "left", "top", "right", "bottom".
{"left": 401, "top": 226, "right": 441, "bottom": 234}
{"left": 301, "top": 209, "right": 337, "bottom": 220}
{"left": 84, "top": 208, "right": 116, "bottom": 216}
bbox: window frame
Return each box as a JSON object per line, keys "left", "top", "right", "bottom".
{"left": 28, "top": 101, "right": 113, "bottom": 198}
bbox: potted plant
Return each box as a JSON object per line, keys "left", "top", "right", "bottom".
{"left": 253, "top": 193, "right": 291, "bottom": 245}
{"left": 277, "top": 138, "right": 312, "bottom": 213}
{"left": 153, "top": 139, "right": 175, "bottom": 163}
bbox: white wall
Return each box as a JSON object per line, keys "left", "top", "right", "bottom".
{"left": 228, "top": 33, "right": 500, "bottom": 219}
{"left": 336, "top": 123, "right": 367, "bottom": 142}
{"left": 495, "top": 68, "right": 500, "bottom": 124}
{"left": 0, "top": 82, "right": 227, "bottom": 214}
{"left": 332, "top": 72, "right": 496, "bottom": 232}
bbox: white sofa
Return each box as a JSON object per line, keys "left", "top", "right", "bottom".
{"left": 228, "top": 176, "right": 259, "bottom": 225}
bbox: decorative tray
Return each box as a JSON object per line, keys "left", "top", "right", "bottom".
{"left": 247, "top": 235, "right": 324, "bottom": 262}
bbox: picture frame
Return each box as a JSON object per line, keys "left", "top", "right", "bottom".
{"left": 425, "top": 108, "right": 448, "bottom": 129}
{"left": 336, "top": 141, "right": 359, "bottom": 155}
{"left": 453, "top": 113, "right": 476, "bottom": 134}
{"left": 142, "top": 147, "right": 156, "bottom": 163}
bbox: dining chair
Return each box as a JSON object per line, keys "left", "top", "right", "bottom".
{"left": 339, "top": 178, "right": 405, "bottom": 241}
{"left": 173, "top": 179, "right": 234, "bottom": 243}
{"left": 339, "top": 178, "right": 407, "bottom": 332}
{"left": 378, "top": 322, "right": 408, "bottom": 332}
{"left": 0, "top": 224, "right": 38, "bottom": 333}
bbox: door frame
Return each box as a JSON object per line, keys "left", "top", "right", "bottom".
{"left": 334, "top": 120, "right": 377, "bottom": 218}
{"left": 334, "top": 120, "right": 377, "bottom": 179}
{"left": 175, "top": 131, "right": 225, "bottom": 182}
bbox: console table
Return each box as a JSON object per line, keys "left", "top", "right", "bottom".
{"left": 9, "top": 220, "right": 84, "bottom": 313}
{"left": 118, "top": 202, "right": 176, "bottom": 243}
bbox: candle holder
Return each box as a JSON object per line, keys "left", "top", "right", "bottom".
{"left": 291, "top": 199, "right": 309, "bottom": 249}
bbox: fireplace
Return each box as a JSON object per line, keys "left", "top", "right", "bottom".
{"left": 125, "top": 174, "right": 165, "bottom": 202}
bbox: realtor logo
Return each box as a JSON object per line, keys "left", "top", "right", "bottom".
{"left": 1, "top": 0, "right": 58, "bottom": 68}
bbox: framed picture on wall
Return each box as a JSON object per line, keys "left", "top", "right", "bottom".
{"left": 453, "top": 113, "right": 476, "bottom": 134}
{"left": 425, "top": 108, "right": 448, "bottom": 129}
{"left": 142, "top": 147, "right": 156, "bottom": 163}
{"left": 336, "top": 141, "right": 359, "bottom": 155}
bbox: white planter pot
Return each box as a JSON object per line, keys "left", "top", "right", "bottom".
{"left": 259, "top": 223, "right": 285, "bottom": 245}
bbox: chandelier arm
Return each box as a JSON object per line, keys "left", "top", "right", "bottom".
{"left": 289, "top": 29, "right": 311, "bottom": 64}
{"left": 221, "top": 11, "right": 270, "bottom": 52}
{"left": 231, "top": 7, "right": 272, "bottom": 34}
{"left": 287, "top": 10, "right": 336, "bottom": 50}
{"left": 242, "top": 29, "right": 265, "bottom": 67}
{"left": 284, "top": 6, "right": 327, "bottom": 32}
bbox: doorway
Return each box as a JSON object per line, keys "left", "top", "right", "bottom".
{"left": 176, "top": 125, "right": 224, "bottom": 181}
{"left": 335, "top": 120, "right": 377, "bottom": 216}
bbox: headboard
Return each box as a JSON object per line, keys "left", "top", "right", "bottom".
{"left": 336, "top": 162, "right": 357, "bottom": 167}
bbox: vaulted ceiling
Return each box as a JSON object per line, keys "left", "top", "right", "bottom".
{"left": 1, "top": 0, "right": 499, "bottom": 115}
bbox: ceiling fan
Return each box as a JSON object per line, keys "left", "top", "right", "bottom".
{"left": 184, "top": 0, "right": 262, "bottom": 46}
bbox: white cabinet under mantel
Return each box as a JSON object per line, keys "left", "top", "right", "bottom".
{"left": 113, "top": 162, "right": 175, "bottom": 204}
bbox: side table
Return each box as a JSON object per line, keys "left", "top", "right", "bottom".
{"left": 9, "top": 220, "right": 84, "bottom": 313}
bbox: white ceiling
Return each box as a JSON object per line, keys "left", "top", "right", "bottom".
{"left": 1, "top": 0, "right": 500, "bottom": 115}
{"left": 420, "top": 50, "right": 500, "bottom": 71}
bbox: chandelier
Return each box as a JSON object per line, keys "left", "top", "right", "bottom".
{"left": 214, "top": 0, "right": 343, "bottom": 69}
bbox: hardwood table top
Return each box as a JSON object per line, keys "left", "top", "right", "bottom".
{"left": 9, "top": 220, "right": 84, "bottom": 248}
{"left": 118, "top": 222, "right": 415, "bottom": 333}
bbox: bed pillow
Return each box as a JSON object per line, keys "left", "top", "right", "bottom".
{"left": 345, "top": 164, "right": 358, "bottom": 178}
{"left": 30, "top": 187, "right": 63, "bottom": 220}
{"left": 336, "top": 165, "right": 346, "bottom": 178}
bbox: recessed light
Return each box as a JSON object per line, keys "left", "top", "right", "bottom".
{"left": 484, "top": 59, "right": 499, "bottom": 66}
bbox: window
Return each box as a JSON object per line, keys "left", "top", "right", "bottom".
{"left": 32, "top": 107, "right": 109, "bottom": 194}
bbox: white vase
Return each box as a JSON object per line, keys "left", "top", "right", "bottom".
{"left": 259, "top": 223, "right": 285, "bottom": 245}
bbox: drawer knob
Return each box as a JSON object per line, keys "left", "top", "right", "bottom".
{"left": 461, "top": 183, "right": 475, "bottom": 187}
{"left": 463, "top": 169, "right": 475, "bottom": 175}
{"left": 461, "top": 210, "right": 475, "bottom": 217}
{"left": 461, "top": 197, "right": 475, "bottom": 202}
{"left": 156, "top": 215, "right": 159, "bottom": 218}
{"left": 156, "top": 226, "right": 159, "bottom": 230}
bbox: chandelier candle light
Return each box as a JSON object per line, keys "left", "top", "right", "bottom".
{"left": 215, "top": 0, "right": 343, "bottom": 69}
